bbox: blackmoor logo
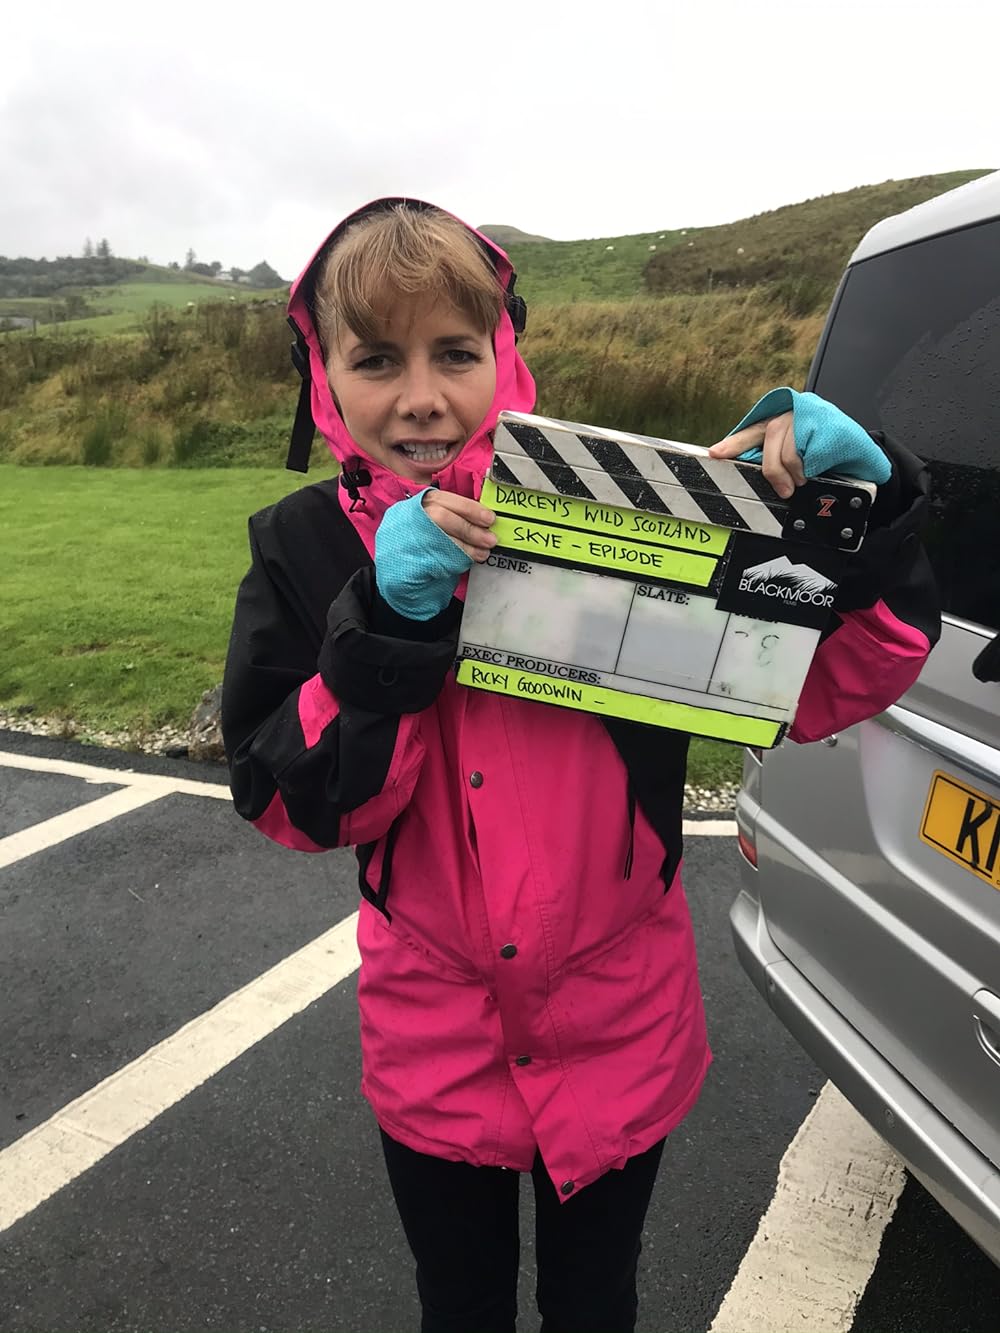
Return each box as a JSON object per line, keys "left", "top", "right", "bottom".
{"left": 739, "top": 556, "right": 836, "bottom": 608}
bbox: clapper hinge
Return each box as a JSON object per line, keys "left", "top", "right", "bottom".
{"left": 781, "top": 478, "right": 873, "bottom": 553}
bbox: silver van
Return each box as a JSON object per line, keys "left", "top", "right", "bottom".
{"left": 730, "top": 170, "right": 1000, "bottom": 1263}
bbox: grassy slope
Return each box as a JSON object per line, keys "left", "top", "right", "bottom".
{"left": 644, "top": 170, "right": 992, "bottom": 304}
{"left": 505, "top": 228, "right": 686, "bottom": 304}
{"left": 505, "top": 170, "right": 991, "bottom": 308}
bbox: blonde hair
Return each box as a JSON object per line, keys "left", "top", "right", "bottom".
{"left": 314, "top": 204, "right": 504, "bottom": 354}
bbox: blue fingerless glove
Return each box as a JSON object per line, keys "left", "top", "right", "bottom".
{"left": 374, "top": 489, "right": 473, "bottom": 621}
{"left": 728, "top": 387, "right": 891, "bottom": 485}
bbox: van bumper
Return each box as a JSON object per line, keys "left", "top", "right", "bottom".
{"left": 730, "top": 884, "right": 1000, "bottom": 1267}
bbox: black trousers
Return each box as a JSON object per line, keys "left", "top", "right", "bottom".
{"left": 379, "top": 1129, "right": 666, "bottom": 1333}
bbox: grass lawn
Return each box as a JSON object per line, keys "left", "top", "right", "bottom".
{"left": 0, "top": 464, "right": 743, "bottom": 785}
{"left": 0, "top": 464, "right": 309, "bottom": 733}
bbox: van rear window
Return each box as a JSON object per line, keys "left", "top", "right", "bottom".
{"left": 810, "top": 217, "right": 1000, "bottom": 632}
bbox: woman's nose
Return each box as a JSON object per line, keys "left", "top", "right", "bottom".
{"left": 396, "top": 362, "right": 445, "bottom": 421}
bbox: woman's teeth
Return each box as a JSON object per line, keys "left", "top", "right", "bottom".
{"left": 399, "top": 443, "right": 451, "bottom": 462}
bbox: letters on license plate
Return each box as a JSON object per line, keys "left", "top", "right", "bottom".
{"left": 920, "top": 771, "right": 1000, "bottom": 890}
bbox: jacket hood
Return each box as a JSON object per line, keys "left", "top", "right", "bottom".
{"left": 286, "top": 198, "right": 536, "bottom": 550}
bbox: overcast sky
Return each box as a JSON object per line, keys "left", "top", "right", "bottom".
{"left": 3, "top": 0, "right": 996, "bottom": 280}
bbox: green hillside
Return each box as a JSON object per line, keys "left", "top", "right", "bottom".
{"left": 504, "top": 228, "right": 685, "bottom": 305}
{"left": 504, "top": 170, "right": 992, "bottom": 309}
{"left": 643, "top": 170, "right": 993, "bottom": 311}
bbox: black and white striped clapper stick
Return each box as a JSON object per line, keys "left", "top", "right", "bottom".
{"left": 491, "top": 411, "right": 875, "bottom": 552}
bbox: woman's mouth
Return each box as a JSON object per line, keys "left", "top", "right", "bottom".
{"left": 393, "top": 441, "right": 457, "bottom": 464}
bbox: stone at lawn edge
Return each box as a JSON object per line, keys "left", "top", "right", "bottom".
{"left": 188, "top": 683, "right": 224, "bottom": 761}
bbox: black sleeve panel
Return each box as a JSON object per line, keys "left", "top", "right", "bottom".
{"left": 831, "top": 432, "right": 941, "bottom": 646}
{"left": 319, "top": 568, "right": 462, "bottom": 715}
{"left": 221, "top": 483, "right": 408, "bottom": 844}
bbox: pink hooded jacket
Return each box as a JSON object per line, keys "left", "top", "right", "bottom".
{"left": 222, "top": 200, "right": 939, "bottom": 1198}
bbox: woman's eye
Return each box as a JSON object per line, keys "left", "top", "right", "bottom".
{"left": 443, "top": 348, "right": 478, "bottom": 365}
{"left": 354, "top": 354, "right": 390, "bottom": 371}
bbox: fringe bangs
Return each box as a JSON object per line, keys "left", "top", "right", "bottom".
{"left": 315, "top": 205, "right": 503, "bottom": 352}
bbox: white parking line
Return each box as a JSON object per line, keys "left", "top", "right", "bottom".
{"left": 0, "top": 748, "right": 231, "bottom": 799}
{"left": 709, "top": 1082, "right": 906, "bottom": 1332}
{"left": 0, "top": 751, "right": 736, "bottom": 834}
{"left": 0, "top": 748, "right": 231, "bottom": 865}
{"left": 0, "top": 912, "right": 361, "bottom": 1235}
{"left": 0, "top": 787, "right": 165, "bottom": 869}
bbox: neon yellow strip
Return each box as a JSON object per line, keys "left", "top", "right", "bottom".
{"left": 456, "top": 661, "right": 781, "bottom": 746}
{"left": 482, "top": 476, "right": 728, "bottom": 556}
{"left": 490, "top": 515, "right": 717, "bottom": 587}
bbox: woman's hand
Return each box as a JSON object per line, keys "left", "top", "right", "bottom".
{"left": 421, "top": 490, "right": 498, "bottom": 563}
{"left": 707, "top": 387, "right": 891, "bottom": 496}
{"left": 708, "top": 410, "right": 803, "bottom": 499}
{"left": 374, "top": 488, "right": 497, "bottom": 621}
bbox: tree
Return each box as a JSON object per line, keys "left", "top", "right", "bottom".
{"left": 168, "top": 260, "right": 180, "bottom": 270}
{"left": 184, "top": 247, "right": 196, "bottom": 270}
{"left": 64, "top": 292, "right": 90, "bottom": 320}
{"left": 247, "top": 260, "right": 283, "bottom": 288}
{"left": 209, "top": 260, "right": 222, "bottom": 276}
{"left": 83, "top": 237, "right": 94, "bottom": 258}
{"left": 96, "top": 238, "right": 111, "bottom": 259}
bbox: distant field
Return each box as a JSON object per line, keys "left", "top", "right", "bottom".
{"left": 33, "top": 282, "right": 285, "bottom": 335}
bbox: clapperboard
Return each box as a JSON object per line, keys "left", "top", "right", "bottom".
{"left": 456, "top": 411, "right": 877, "bottom": 748}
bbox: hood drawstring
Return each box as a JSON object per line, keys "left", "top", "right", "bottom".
{"left": 340, "top": 461, "right": 372, "bottom": 511}
{"left": 287, "top": 317, "right": 316, "bottom": 474}
{"left": 624, "top": 783, "right": 636, "bottom": 881}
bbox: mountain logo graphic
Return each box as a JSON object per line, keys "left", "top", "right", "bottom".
{"left": 738, "top": 556, "right": 836, "bottom": 607}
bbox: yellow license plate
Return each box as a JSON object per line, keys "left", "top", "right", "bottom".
{"left": 920, "top": 770, "right": 1000, "bottom": 890}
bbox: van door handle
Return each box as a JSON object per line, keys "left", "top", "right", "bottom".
{"left": 972, "top": 989, "right": 1000, "bottom": 1068}
{"left": 972, "top": 634, "right": 1000, "bottom": 683}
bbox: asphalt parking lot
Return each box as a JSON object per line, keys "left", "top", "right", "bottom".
{"left": 2, "top": 729, "right": 1000, "bottom": 1333}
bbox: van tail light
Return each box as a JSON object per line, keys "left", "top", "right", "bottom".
{"left": 736, "top": 804, "right": 758, "bottom": 867}
{"left": 737, "top": 826, "right": 758, "bottom": 867}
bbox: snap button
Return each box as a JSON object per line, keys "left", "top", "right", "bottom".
{"left": 377, "top": 666, "right": 398, "bottom": 687}
{"left": 469, "top": 770, "right": 484, "bottom": 788}
{"left": 499, "top": 943, "right": 517, "bottom": 960}
{"left": 515, "top": 1055, "right": 532, "bottom": 1067}
{"left": 560, "top": 1180, "right": 576, "bottom": 1196}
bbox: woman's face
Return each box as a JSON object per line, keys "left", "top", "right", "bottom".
{"left": 326, "top": 292, "right": 496, "bottom": 482}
